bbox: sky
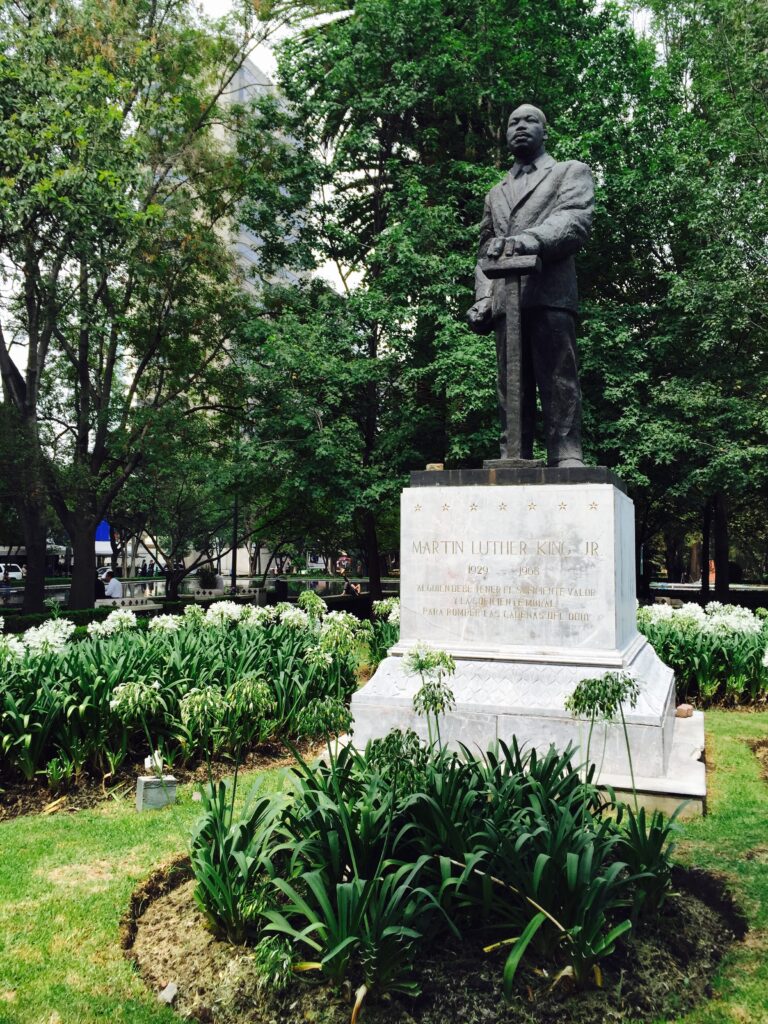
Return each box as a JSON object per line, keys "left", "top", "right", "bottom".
{"left": 199, "top": 0, "right": 279, "bottom": 77}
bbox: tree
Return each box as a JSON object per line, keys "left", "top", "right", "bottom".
{"left": 239, "top": 0, "right": 675, "bottom": 594}
{"left": 0, "top": 0, "right": 295, "bottom": 609}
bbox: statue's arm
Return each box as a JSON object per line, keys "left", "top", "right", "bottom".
{"left": 474, "top": 196, "right": 495, "bottom": 300}
{"left": 517, "top": 162, "right": 594, "bottom": 262}
{"left": 466, "top": 196, "right": 495, "bottom": 333}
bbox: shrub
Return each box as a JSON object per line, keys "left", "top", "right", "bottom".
{"left": 190, "top": 779, "right": 283, "bottom": 944}
{"left": 638, "top": 602, "right": 768, "bottom": 705}
{"left": 0, "top": 601, "right": 367, "bottom": 783}
{"left": 367, "top": 598, "right": 400, "bottom": 669}
{"left": 197, "top": 566, "right": 218, "bottom": 589}
{"left": 188, "top": 733, "right": 679, "bottom": 1009}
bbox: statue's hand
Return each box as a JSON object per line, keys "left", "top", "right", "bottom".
{"left": 466, "top": 297, "right": 493, "bottom": 335}
{"left": 505, "top": 235, "right": 539, "bottom": 256}
{"left": 486, "top": 237, "right": 505, "bottom": 258}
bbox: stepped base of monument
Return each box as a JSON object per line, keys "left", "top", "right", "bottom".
{"left": 352, "top": 637, "right": 675, "bottom": 777}
{"left": 350, "top": 658, "right": 705, "bottom": 816}
{"left": 361, "top": 469, "right": 707, "bottom": 815}
{"left": 598, "top": 713, "right": 706, "bottom": 818}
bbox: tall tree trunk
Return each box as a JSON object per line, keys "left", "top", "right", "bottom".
{"left": 19, "top": 499, "right": 47, "bottom": 613}
{"left": 230, "top": 494, "right": 239, "bottom": 592}
{"left": 713, "top": 492, "right": 729, "bottom": 602}
{"left": 69, "top": 523, "right": 96, "bottom": 609}
{"left": 700, "top": 500, "right": 712, "bottom": 600}
{"left": 363, "top": 510, "right": 382, "bottom": 600}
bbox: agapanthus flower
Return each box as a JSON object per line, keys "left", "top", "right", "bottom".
{"left": 148, "top": 614, "right": 181, "bottom": 632}
{"left": 23, "top": 618, "right": 76, "bottom": 653}
{"left": 88, "top": 608, "right": 137, "bottom": 637}
{"left": 278, "top": 605, "right": 309, "bottom": 629}
{"left": 205, "top": 601, "right": 243, "bottom": 625}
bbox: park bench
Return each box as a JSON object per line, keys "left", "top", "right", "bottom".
{"left": 188, "top": 587, "right": 264, "bottom": 603}
{"left": 95, "top": 596, "right": 162, "bottom": 611}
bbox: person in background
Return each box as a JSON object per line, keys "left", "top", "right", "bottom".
{"left": 103, "top": 570, "right": 123, "bottom": 599}
{"left": 341, "top": 569, "right": 361, "bottom": 597}
{"left": 94, "top": 572, "right": 106, "bottom": 600}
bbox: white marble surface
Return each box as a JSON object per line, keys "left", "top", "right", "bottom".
{"left": 398, "top": 483, "right": 635, "bottom": 660}
{"left": 349, "top": 481, "right": 696, "bottom": 791}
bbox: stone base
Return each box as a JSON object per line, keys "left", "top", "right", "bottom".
{"left": 350, "top": 663, "right": 705, "bottom": 814}
{"left": 136, "top": 775, "right": 177, "bottom": 812}
{"left": 483, "top": 458, "right": 545, "bottom": 470}
{"left": 598, "top": 713, "right": 706, "bottom": 818}
{"left": 352, "top": 634, "right": 675, "bottom": 778}
{"left": 355, "top": 471, "right": 706, "bottom": 814}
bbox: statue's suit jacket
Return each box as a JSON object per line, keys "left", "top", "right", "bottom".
{"left": 474, "top": 153, "right": 594, "bottom": 314}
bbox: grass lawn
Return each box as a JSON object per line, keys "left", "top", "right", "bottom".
{"left": 0, "top": 711, "right": 766, "bottom": 1024}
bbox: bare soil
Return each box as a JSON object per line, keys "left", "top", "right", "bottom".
{"left": 0, "top": 741, "right": 322, "bottom": 822}
{"left": 125, "top": 861, "right": 747, "bottom": 1024}
{"left": 749, "top": 738, "right": 768, "bottom": 783}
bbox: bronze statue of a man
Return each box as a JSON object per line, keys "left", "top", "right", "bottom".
{"left": 467, "top": 105, "right": 594, "bottom": 467}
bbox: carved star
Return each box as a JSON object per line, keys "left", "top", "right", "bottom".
{"left": 414, "top": 504, "right": 422, "bottom": 512}
{"left": 589, "top": 501, "right": 598, "bottom": 511}
{"left": 559, "top": 502, "right": 568, "bottom": 511}
{"left": 499, "top": 502, "right": 508, "bottom": 511}
{"left": 527, "top": 502, "right": 536, "bottom": 511}
{"left": 442, "top": 503, "right": 450, "bottom": 512}
{"left": 469, "top": 502, "right": 478, "bottom": 512}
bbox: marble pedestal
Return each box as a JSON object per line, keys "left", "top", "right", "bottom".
{"left": 351, "top": 467, "right": 706, "bottom": 813}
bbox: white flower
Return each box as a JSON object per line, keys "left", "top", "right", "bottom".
{"left": 318, "top": 610, "right": 360, "bottom": 654}
{"left": 184, "top": 603, "right": 206, "bottom": 625}
{"left": 148, "top": 614, "right": 181, "bottom": 632}
{"left": 279, "top": 605, "right": 309, "bottom": 629}
{"left": 23, "top": 618, "right": 76, "bottom": 653}
{"left": 297, "top": 590, "right": 328, "bottom": 618}
{"left": 144, "top": 750, "right": 164, "bottom": 775}
{"left": 644, "top": 603, "right": 674, "bottom": 622}
{"left": 180, "top": 686, "right": 227, "bottom": 734}
{"left": 306, "top": 647, "right": 334, "bottom": 669}
{"left": 763, "top": 648, "right": 768, "bottom": 669}
{"left": 110, "top": 679, "right": 166, "bottom": 722}
{"left": 88, "top": 609, "right": 137, "bottom": 637}
{"left": 205, "top": 600, "right": 244, "bottom": 625}
{"left": 373, "top": 597, "right": 400, "bottom": 620}
{"left": 239, "top": 604, "right": 275, "bottom": 626}
{"left": 703, "top": 603, "right": 762, "bottom": 635}
{"left": 675, "top": 603, "right": 706, "bottom": 621}
{"left": 0, "top": 633, "right": 25, "bottom": 659}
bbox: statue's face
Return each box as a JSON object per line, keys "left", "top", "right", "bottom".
{"left": 507, "top": 106, "right": 547, "bottom": 159}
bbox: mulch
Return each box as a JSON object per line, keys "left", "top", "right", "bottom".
{"left": 122, "top": 859, "right": 747, "bottom": 1024}
{"left": 0, "top": 741, "right": 322, "bottom": 823}
{"left": 749, "top": 737, "right": 768, "bottom": 783}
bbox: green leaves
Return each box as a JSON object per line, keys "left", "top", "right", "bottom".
{"left": 502, "top": 912, "right": 548, "bottom": 999}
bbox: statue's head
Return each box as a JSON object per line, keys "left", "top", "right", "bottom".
{"left": 507, "top": 105, "right": 548, "bottom": 160}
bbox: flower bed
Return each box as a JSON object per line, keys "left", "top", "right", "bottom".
{"left": 638, "top": 602, "right": 768, "bottom": 705}
{"left": 183, "top": 730, "right": 709, "bottom": 1020}
{"left": 0, "top": 596, "right": 365, "bottom": 791}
